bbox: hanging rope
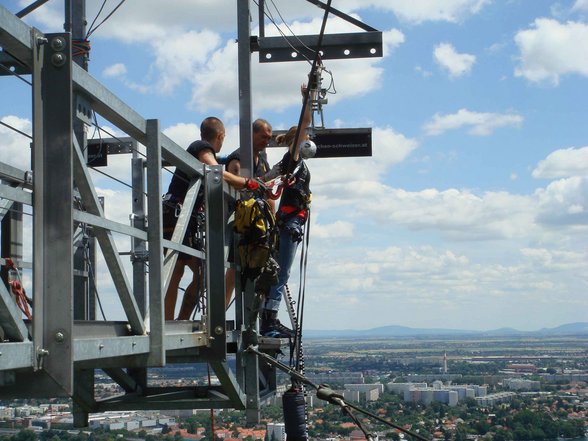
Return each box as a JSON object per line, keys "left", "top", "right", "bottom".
{"left": 294, "top": 208, "right": 311, "bottom": 371}
{"left": 79, "top": 222, "right": 108, "bottom": 321}
{"left": 247, "top": 345, "right": 430, "bottom": 441}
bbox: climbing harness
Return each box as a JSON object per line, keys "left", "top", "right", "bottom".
{"left": 264, "top": 174, "right": 296, "bottom": 200}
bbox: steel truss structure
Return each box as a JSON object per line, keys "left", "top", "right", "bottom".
{"left": 0, "top": 0, "right": 381, "bottom": 427}
{"left": 0, "top": 3, "right": 275, "bottom": 426}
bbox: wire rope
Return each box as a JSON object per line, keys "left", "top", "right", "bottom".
{"left": 267, "top": 0, "right": 319, "bottom": 57}
{"left": 0, "top": 62, "right": 32, "bottom": 86}
{"left": 90, "top": 167, "right": 133, "bottom": 190}
{"left": 86, "top": 0, "right": 127, "bottom": 38}
{"left": 253, "top": 0, "right": 313, "bottom": 65}
{"left": 0, "top": 120, "right": 32, "bottom": 140}
{"left": 86, "top": 0, "right": 108, "bottom": 38}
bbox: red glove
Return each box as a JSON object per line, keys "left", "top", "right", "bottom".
{"left": 244, "top": 178, "right": 259, "bottom": 191}
{"left": 245, "top": 178, "right": 265, "bottom": 191}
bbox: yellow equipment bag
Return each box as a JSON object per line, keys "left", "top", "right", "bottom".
{"left": 234, "top": 197, "right": 277, "bottom": 280}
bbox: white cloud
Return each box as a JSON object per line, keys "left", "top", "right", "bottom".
{"left": 433, "top": 43, "right": 476, "bottom": 78}
{"left": 535, "top": 176, "right": 588, "bottom": 226}
{"left": 415, "top": 65, "right": 433, "bottom": 77}
{"left": 334, "top": 0, "right": 492, "bottom": 24}
{"left": 102, "top": 63, "right": 127, "bottom": 78}
{"left": 305, "top": 238, "right": 587, "bottom": 330}
{"left": 423, "top": 108, "right": 523, "bottom": 136}
{"left": 532, "top": 146, "right": 588, "bottom": 179}
{"left": 521, "top": 247, "right": 587, "bottom": 271}
{"left": 86, "top": 0, "right": 236, "bottom": 43}
{"left": 311, "top": 220, "right": 355, "bottom": 239}
{"left": 360, "top": 187, "right": 537, "bottom": 241}
{"left": 96, "top": 187, "right": 134, "bottom": 225}
{"left": 151, "top": 30, "right": 222, "bottom": 94}
{"left": 0, "top": 115, "right": 32, "bottom": 171}
{"left": 163, "top": 123, "right": 200, "bottom": 149}
{"left": 572, "top": 0, "right": 588, "bottom": 12}
{"left": 514, "top": 18, "right": 588, "bottom": 85}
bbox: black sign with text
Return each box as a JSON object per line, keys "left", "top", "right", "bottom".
{"left": 312, "top": 128, "right": 372, "bottom": 158}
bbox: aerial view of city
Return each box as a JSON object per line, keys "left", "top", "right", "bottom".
{"left": 2, "top": 324, "right": 587, "bottom": 441}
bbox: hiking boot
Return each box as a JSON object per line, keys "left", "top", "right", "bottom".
{"left": 261, "top": 319, "right": 295, "bottom": 338}
{"left": 260, "top": 309, "right": 295, "bottom": 338}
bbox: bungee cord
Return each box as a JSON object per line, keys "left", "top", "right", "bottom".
{"left": 246, "top": 345, "right": 430, "bottom": 441}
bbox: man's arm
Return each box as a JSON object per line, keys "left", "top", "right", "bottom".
{"left": 291, "top": 84, "right": 315, "bottom": 162}
{"left": 198, "top": 150, "right": 248, "bottom": 190}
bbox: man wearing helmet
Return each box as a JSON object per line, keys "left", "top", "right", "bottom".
{"left": 259, "top": 85, "right": 316, "bottom": 338}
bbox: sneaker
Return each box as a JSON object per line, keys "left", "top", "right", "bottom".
{"left": 261, "top": 319, "right": 295, "bottom": 338}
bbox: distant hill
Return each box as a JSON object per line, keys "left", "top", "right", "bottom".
{"left": 303, "top": 322, "right": 588, "bottom": 339}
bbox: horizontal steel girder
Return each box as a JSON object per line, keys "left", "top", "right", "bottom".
{"left": 253, "top": 31, "right": 383, "bottom": 63}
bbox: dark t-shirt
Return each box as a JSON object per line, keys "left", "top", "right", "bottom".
{"left": 166, "top": 139, "right": 216, "bottom": 202}
{"left": 224, "top": 149, "right": 270, "bottom": 178}
{"left": 163, "top": 140, "right": 215, "bottom": 258}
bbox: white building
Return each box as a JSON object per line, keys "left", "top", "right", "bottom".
{"left": 475, "top": 392, "right": 516, "bottom": 407}
{"left": 503, "top": 378, "right": 540, "bottom": 391}
{"left": 267, "top": 422, "right": 286, "bottom": 441}
{"left": 345, "top": 384, "right": 382, "bottom": 402}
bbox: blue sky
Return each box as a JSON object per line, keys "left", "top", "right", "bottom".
{"left": 2, "top": 0, "right": 588, "bottom": 331}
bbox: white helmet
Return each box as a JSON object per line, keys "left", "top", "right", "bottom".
{"left": 299, "top": 139, "right": 317, "bottom": 159}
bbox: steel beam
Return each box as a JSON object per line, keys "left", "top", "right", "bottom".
{"left": 210, "top": 360, "right": 246, "bottom": 409}
{"left": 72, "top": 368, "right": 96, "bottom": 426}
{"left": 238, "top": 0, "right": 254, "bottom": 178}
{"left": 254, "top": 32, "right": 383, "bottom": 63}
{"left": 204, "top": 165, "right": 227, "bottom": 359}
{"left": 0, "top": 5, "right": 33, "bottom": 67}
{"left": 0, "top": 183, "right": 32, "bottom": 206}
{"left": 0, "top": 341, "right": 33, "bottom": 369}
{"left": 32, "top": 32, "right": 74, "bottom": 394}
{"left": 131, "top": 155, "right": 147, "bottom": 316}
{"left": 95, "top": 386, "right": 238, "bottom": 411}
{"left": 0, "top": 162, "right": 32, "bottom": 188}
{"left": 0, "top": 369, "right": 70, "bottom": 398}
{"left": 145, "top": 119, "right": 164, "bottom": 365}
{"left": 73, "top": 209, "right": 147, "bottom": 240}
